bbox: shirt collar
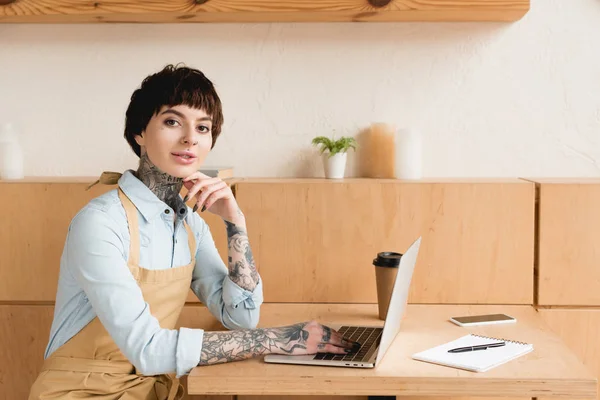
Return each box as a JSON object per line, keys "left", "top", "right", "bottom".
{"left": 118, "top": 170, "right": 188, "bottom": 222}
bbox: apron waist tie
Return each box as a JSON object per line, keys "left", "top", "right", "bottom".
{"left": 42, "top": 356, "right": 135, "bottom": 374}
{"left": 41, "top": 356, "right": 182, "bottom": 400}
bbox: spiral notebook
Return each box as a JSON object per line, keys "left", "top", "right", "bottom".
{"left": 412, "top": 334, "right": 533, "bottom": 372}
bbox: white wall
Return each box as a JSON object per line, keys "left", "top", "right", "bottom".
{"left": 1, "top": 0, "right": 599, "bottom": 178}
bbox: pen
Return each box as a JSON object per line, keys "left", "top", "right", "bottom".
{"left": 448, "top": 342, "right": 506, "bottom": 353}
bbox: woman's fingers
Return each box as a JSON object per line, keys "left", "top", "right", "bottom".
{"left": 317, "top": 343, "right": 349, "bottom": 355}
{"left": 334, "top": 333, "right": 358, "bottom": 350}
{"left": 201, "top": 186, "right": 230, "bottom": 211}
{"left": 183, "top": 177, "right": 220, "bottom": 203}
{"left": 181, "top": 171, "right": 214, "bottom": 201}
{"left": 195, "top": 180, "right": 227, "bottom": 204}
{"left": 183, "top": 171, "right": 210, "bottom": 183}
{"left": 321, "top": 325, "right": 355, "bottom": 349}
{"left": 317, "top": 325, "right": 359, "bottom": 356}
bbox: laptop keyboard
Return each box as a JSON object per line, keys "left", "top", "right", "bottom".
{"left": 313, "top": 326, "right": 383, "bottom": 363}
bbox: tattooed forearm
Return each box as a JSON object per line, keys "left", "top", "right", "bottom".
{"left": 225, "top": 220, "right": 259, "bottom": 291}
{"left": 199, "top": 323, "right": 310, "bottom": 365}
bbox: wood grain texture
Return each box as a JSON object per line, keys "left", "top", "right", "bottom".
{"left": 0, "top": 304, "right": 595, "bottom": 399}
{"left": 0, "top": 0, "right": 530, "bottom": 23}
{"left": 537, "top": 183, "right": 600, "bottom": 306}
{"left": 189, "top": 304, "right": 597, "bottom": 397}
{"left": 0, "top": 182, "right": 112, "bottom": 302}
{"left": 538, "top": 309, "right": 600, "bottom": 400}
{"left": 0, "top": 304, "right": 231, "bottom": 400}
{"left": 0, "top": 305, "right": 55, "bottom": 400}
{"left": 391, "top": 398, "right": 528, "bottom": 400}
{"left": 240, "top": 397, "right": 366, "bottom": 400}
{"left": 235, "top": 180, "right": 534, "bottom": 304}
{"left": 0, "top": 181, "right": 227, "bottom": 302}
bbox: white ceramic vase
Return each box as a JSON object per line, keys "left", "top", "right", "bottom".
{"left": 394, "top": 128, "right": 422, "bottom": 180}
{"left": 0, "top": 122, "right": 24, "bottom": 180}
{"left": 322, "top": 152, "right": 347, "bottom": 179}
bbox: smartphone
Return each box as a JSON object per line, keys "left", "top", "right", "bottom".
{"left": 449, "top": 313, "right": 516, "bottom": 327}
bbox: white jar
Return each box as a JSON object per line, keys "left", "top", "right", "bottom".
{"left": 0, "top": 123, "right": 24, "bottom": 180}
{"left": 394, "top": 128, "right": 422, "bottom": 180}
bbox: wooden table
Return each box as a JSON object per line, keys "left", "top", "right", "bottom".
{"left": 188, "top": 304, "right": 598, "bottom": 398}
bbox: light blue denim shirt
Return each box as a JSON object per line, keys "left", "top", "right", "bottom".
{"left": 45, "top": 170, "right": 263, "bottom": 378}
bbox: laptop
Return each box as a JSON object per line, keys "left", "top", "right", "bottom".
{"left": 264, "top": 236, "right": 421, "bottom": 369}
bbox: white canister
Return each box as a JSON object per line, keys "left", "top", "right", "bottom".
{"left": 0, "top": 123, "right": 25, "bottom": 180}
{"left": 394, "top": 128, "right": 422, "bottom": 180}
{"left": 323, "top": 152, "right": 347, "bottom": 179}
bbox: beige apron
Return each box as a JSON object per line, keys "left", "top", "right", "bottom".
{"left": 30, "top": 188, "right": 196, "bottom": 399}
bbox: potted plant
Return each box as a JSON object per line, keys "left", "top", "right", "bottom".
{"left": 311, "top": 135, "right": 357, "bottom": 179}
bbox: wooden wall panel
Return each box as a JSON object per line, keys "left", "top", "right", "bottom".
{"left": 235, "top": 179, "right": 534, "bottom": 304}
{"left": 0, "top": 181, "right": 111, "bottom": 302}
{"left": 0, "top": 305, "right": 55, "bottom": 400}
{"left": 0, "top": 304, "right": 231, "bottom": 400}
{"left": 0, "top": 180, "right": 228, "bottom": 303}
{"left": 538, "top": 309, "right": 600, "bottom": 400}
{"left": 537, "top": 181, "right": 600, "bottom": 306}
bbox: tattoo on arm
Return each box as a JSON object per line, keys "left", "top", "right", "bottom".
{"left": 225, "top": 220, "right": 260, "bottom": 291}
{"left": 199, "top": 323, "right": 309, "bottom": 365}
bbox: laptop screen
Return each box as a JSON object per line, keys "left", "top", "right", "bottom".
{"left": 374, "top": 236, "right": 422, "bottom": 366}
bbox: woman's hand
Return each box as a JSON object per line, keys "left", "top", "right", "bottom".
{"left": 182, "top": 172, "right": 243, "bottom": 224}
{"left": 273, "top": 320, "right": 359, "bottom": 356}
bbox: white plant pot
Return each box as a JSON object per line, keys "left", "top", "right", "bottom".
{"left": 322, "top": 152, "right": 347, "bottom": 179}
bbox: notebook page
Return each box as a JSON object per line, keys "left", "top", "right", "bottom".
{"left": 412, "top": 334, "right": 533, "bottom": 372}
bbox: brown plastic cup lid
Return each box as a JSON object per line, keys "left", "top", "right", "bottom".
{"left": 373, "top": 252, "right": 403, "bottom": 268}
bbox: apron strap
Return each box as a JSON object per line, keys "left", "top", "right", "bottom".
{"left": 182, "top": 221, "right": 197, "bottom": 262}
{"left": 86, "top": 171, "right": 123, "bottom": 191}
{"left": 119, "top": 188, "right": 196, "bottom": 268}
{"left": 167, "top": 373, "right": 182, "bottom": 400}
{"left": 118, "top": 188, "right": 141, "bottom": 266}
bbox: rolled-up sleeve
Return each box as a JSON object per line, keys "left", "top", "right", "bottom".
{"left": 67, "top": 208, "right": 204, "bottom": 378}
{"left": 190, "top": 215, "right": 263, "bottom": 330}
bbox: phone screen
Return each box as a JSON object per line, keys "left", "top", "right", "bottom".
{"left": 452, "top": 314, "right": 514, "bottom": 324}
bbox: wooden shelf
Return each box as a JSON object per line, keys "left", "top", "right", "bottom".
{"left": 0, "top": 0, "right": 530, "bottom": 23}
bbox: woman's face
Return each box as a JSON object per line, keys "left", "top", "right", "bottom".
{"left": 135, "top": 105, "right": 213, "bottom": 178}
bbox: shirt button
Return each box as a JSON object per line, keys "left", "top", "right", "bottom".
{"left": 164, "top": 209, "right": 170, "bottom": 214}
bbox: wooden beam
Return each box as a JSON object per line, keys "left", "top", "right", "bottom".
{"left": 0, "top": 0, "right": 530, "bottom": 23}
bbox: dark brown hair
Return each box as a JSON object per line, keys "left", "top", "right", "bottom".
{"left": 124, "top": 64, "right": 224, "bottom": 157}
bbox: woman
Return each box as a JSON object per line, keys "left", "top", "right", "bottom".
{"left": 29, "top": 64, "right": 356, "bottom": 400}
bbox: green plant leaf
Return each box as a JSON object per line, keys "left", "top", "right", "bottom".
{"left": 311, "top": 136, "right": 335, "bottom": 154}
{"left": 311, "top": 135, "right": 358, "bottom": 156}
